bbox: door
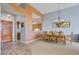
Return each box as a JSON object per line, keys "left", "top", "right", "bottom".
{"left": 1, "top": 20, "right": 12, "bottom": 42}
{"left": 17, "top": 32, "right": 21, "bottom": 40}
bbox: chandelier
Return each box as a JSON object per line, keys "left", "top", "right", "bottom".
{"left": 54, "top": 3, "right": 64, "bottom": 27}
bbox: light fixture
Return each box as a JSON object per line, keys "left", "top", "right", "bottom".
{"left": 34, "top": 28, "right": 40, "bottom": 32}
{"left": 54, "top": 3, "right": 64, "bottom": 22}
{"left": 7, "top": 14, "right": 11, "bottom": 17}
{"left": 6, "top": 14, "right": 11, "bottom": 19}
{"left": 53, "top": 3, "right": 65, "bottom": 27}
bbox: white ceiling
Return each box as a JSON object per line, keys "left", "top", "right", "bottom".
{"left": 0, "top": 3, "right": 23, "bottom": 16}
{"left": 0, "top": 3, "right": 79, "bottom": 18}
{"left": 31, "top": 3, "right": 79, "bottom": 14}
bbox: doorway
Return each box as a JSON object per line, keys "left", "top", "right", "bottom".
{"left": 1, "top": 20, "right": 12, "bottom": 42}
{"left": 16, "top": 21, "right": 21, "bottom": 40}
{"left": 17, "top": 32, "right": 21, "bottom": 40}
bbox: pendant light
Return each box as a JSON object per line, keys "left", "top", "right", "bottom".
{"left": 54, "top": 3, "right": 64, "bottom": 27}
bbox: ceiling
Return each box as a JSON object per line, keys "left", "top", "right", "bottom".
{"left": 0, "top": 3, "right": 24, "bottom": 16}
{"left": 30, "top": 3, "right": 79, "bottom": 14}
{"left": 0, "top": 3, "right": 79, "bottom": 17}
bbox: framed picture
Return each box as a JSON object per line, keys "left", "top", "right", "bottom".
{"left": 32, "top": 23, "right": 42, "bottom": 31}
{"left": 53, "top": 21, "right": 70, "bottom": 28}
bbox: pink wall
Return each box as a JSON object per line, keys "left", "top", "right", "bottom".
{"left": 9, "top": 4, "right": 44, "bottom": 42}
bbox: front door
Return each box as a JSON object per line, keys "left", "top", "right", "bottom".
{"left": 1, "top": 20, "right": 12, "bottom": 42}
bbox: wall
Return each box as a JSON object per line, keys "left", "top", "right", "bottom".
{"left": 9, "top": 4, "right": 44, "bottom": 42}
{"left": 0, "top": 11, "right": 26, "bottom": 42}
{"left": 0, "top": 6, "right": 1, "bottom": 54}
{"left": 23, "top": 4, "right": 44, "bottom": 42}
{"left": 0, "top": 11, "right": 16, "bottom": 42}
{"left": 0, "top": 6, "right": 1, "bottom": 42}
{"left": 16, "top": 15, "right": 26, "bottom": 42}
{"left": 42, "top": 5, "right": 79, "bottom": 35}
{"left": 0, "top": 20, "right": 1, "bottom": 42}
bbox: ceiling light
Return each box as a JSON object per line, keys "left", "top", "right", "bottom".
{"left": 7, "top": 14, "right": 10, "bottom": 17}
{"left": 35, "top": 28, "right": 40, "bottom": 32}
{"left": 54, "top": 3, "right": 64, "bottom": 22}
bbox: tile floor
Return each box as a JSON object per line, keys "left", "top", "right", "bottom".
{"left": 1, "top": 40, "right": 79, "bottom": 55}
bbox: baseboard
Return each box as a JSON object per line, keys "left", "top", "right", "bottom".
{"left": 24, "top": 38, "right": 39, "bottom": 44}
{"left": 21, "top": 38, "right": 39, "bottom": 44}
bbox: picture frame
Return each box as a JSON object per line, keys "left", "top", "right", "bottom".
{"left": 53, "top": 21, "right": 70, "bottom": 28}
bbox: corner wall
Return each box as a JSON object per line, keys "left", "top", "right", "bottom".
{"left": 42, "top": 5, "right": 79, "bottom": 35}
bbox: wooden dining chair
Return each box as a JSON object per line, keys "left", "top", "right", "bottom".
{"left": 57, "top": 31, "right": 66, "bottom": 44}
{"left": 49, "top": 31, "right": 56, "bottom": 42}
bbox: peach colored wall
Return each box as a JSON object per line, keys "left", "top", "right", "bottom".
{"left": 9, "top": 3, "right": 44, "bottom": 41}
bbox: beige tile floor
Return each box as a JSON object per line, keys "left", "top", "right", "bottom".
{"left": 1, "top": 42, "right": 31, "bottom": 55}
{"left": 1, "top": 40, "right": 79, "bottom": 55}
{"left": 28, "top": 40, "right": 79, "bottom": 55}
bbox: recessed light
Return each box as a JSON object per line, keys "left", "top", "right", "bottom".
{"left": 7, "top": 14, "right": 10, "bottom": 17}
